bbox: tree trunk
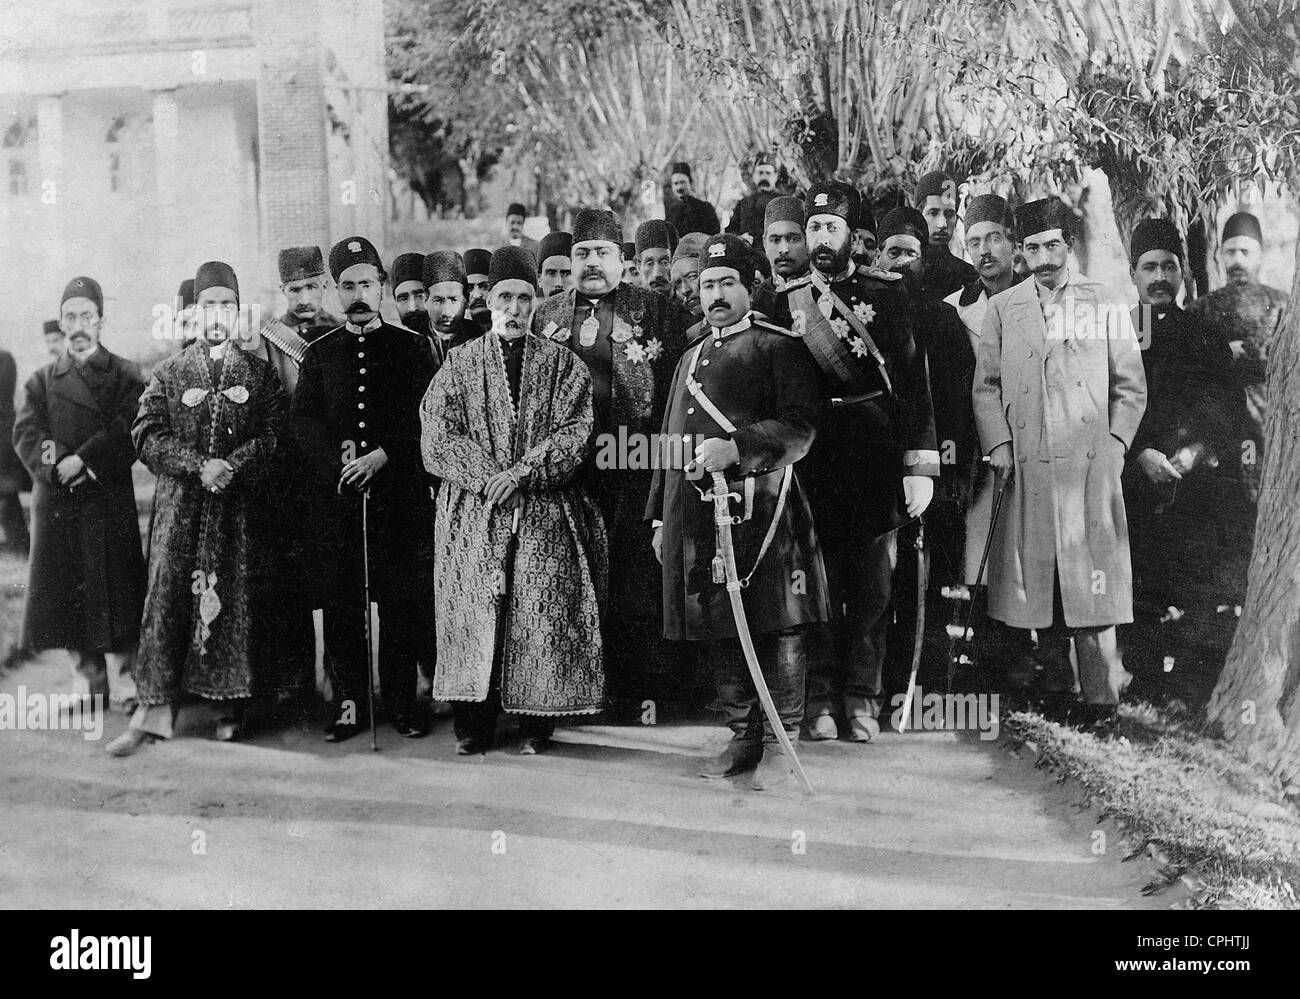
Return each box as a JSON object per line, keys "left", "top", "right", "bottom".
{"left": 1074, "top": 167, "right": 1131, "bottom": 294}
{"left": 1207, "top": 235, "right": 1300, "bottom": 791}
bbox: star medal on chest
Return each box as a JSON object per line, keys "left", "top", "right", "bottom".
{"left": 579, "top": 311, "right": 599, "bottom": 348}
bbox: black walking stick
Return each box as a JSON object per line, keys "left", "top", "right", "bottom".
{"left": 491, "top": 503, "right": 523, "bottom": 701}
{"left": 361, "top": 487, "right": 378, "bottom": 751}
{"left": 947, "top": 466, "right": 1011, "bottom": 694}
{"left": 897, "top": 518, "right": 929, "bottom": 733}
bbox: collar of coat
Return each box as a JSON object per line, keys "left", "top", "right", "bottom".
{"left": 54, "top": 345, "right": 110, "bottom": 376}
{"left": 956, "top": 271, "right": 1026, "bottom": 307}
{"left": 344, "top": 315, "right": 382, "bottom": 335}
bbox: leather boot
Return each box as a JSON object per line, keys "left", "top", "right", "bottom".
{"left": 750, "top": 740, "right": 796, "bottom": 790}
{"left": 699, "top": 737, "right": 762, "bottom": 778}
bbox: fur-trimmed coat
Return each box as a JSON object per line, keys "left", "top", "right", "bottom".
{"left": 421, "top": 332, "right": 608, "bottom": 715}
{"left": 132, "top": 342, "right": 285, "bottom": 703}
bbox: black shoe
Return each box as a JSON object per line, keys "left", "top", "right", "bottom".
{"left": 699, "top": 739, "right": 762, "bottom": 779}
{"left": 393, "top": 713, "right": 429, "bottom": 738}
{"left": 518, "top": 736, "right": 548, "bottom": 755}
{"left": 456, "top": 736, "right": 490, "bottom": 755}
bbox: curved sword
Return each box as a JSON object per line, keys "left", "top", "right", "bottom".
{"left": 708, "top": 471, "right": 814, "bottom": 795}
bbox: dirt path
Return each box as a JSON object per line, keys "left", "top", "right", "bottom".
{"left": 0, "top": 651, "right": 1169, "bottom": 909}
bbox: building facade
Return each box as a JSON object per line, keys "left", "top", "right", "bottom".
{"left": 0, "top": 0, "right": 388, "bottom": 373}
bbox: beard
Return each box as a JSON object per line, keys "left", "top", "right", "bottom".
{"left": 404, "top": 310, "right": 430, "bottom": 335}
{"left": 811, "top": 241, "right": 852, "bottom": 276}
{"left": 891, "top": 265, "right": 923, "bottom": 294}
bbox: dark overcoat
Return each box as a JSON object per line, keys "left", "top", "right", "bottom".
{"left": 13, "top": 347, "right": 145, "bottom": 652}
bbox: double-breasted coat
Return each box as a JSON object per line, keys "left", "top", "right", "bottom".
{"left": 646, "top": 313, "right": 829, "bottom": 641}
{"left": 972, "top": 271, "right": 1147, "bottom": 629}
{"left": 1, "top": 350, "right": 32, "bottom": 495}
{"left": 13, "top": 347, "right": 146, "bottom": 652}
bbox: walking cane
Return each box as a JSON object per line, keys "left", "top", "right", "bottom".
{"left": 361, "top": 487, "right": 378, "bottom": 751}
{"left": 492, "top": 503, "right": 523, "bottom": 690}
{"left": 947, "top": 467, "right": 1011, "bottom": 695}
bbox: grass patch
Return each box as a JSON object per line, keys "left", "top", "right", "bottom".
{"left": 1006, "top": 704, "right": 1300, "bottom": 909}
{"left": 0, "top": 549, "right": 28, "bottom": 669}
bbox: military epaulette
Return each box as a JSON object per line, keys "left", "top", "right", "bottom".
{"left": 685, "top": 318, "right": 711, "bottom": 345}
{"left": 751, "top": 314, "right": 800, "bottom": 338}
{"left": 306, "top": 324, "right": 346, "bottom": 347}
{"left": 781, "top": 273, "right": 813, "bottom": 291}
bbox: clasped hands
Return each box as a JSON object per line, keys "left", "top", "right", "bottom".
{"left": 485, "top": 469, "right": 524, "bottom": 511}
{"left": 201, "top": 458, "right": 234, "bottom": 494}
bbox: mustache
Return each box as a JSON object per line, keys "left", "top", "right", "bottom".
{"left": 1031, "top": 262, "right": 1061, "bottom": 274}
{"left": 1147, "top": 281, "right": 1176, "bottom": 296}
{"left": 582, "top": 268, "right": 604, "bottom": 279}
{"left": 708, "top": 300, "right": 730, "bottom": 311}
{"left": 978, "top": 255, "right": 997, "bottom": 266}
{"left": 345, "top": 301, "right": 372, "bottom": 313}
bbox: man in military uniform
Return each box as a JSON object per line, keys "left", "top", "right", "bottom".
{"left": 649, "top": 233, "right": 828, "bottom": 789}
{"left": 274, "top": 246, "right": 344, "bottom": 345}
{"left": 1187, "top": 210, "right": 1290, "bottom": 509}
{"left": 539, "top": 232, "right": 574, "bottom": 298}
{"left": 391, "top": 252, "right": 431, "bottom": 337}
{"left": 784, "top": 181, "right": 938, "bottom": 743}
{"left": 914, "top": 171, "right": 978, "bottom": 300}
{"left": 874, "top": 207, "right": 978, "bottom": 696}
{"left": 532, "top": 208, "right": 689, "bottom": 714}
{"left": 665, "top": 162, "right": 721, "bottom": 236}
{"left": 464, "top": 248, "right": 494, "bottom": 334}
{"left": 753, "top": 195, "right": 808, "bottom": 319}
{"left": 423, "top": 250, "right": 481, "bottom": 356}
{"left": 635, "top": 219, "right": 678, "bottom": 298}
{"left": 292, "top": 237, "right": 438, "bottom": 742}
{"left": 726, "top": 155, "right": 781, "bottom": 245}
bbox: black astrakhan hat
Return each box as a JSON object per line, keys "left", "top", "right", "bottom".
{"left": 278, "top": 246, "right": 326, "bottom": 284}
{"left": 699, "top": 233, "right": 758, "bottom": 289}
{"left": 1130, "top": 218, "right": 1184, "bottom": 264}
{"left": 540, "top": 232, "right": 573, "bottom": 263}
{"left": 635, "top": 219, "right": 677, "bottom": 256}
{"left": 965, "top": 194, "right": 1010, "bottom": 231}
{"left": 61, "top": 276, "right": 103, "bottom": 314}
{"left": 195, "top": 261, "right": 239, "bottom": 302}
{"left": 914, "top": 171, "right": 957, "bottom": 207}
{"left": 488, "top": 245, "right": 538, "bottom": 289}
{"left": 463, "top": 248, "right": 492, "bottom": 278}
{"left": 177, "top": 278, "right": 196, "bottom": 310}
{"left": 423, "top": 251, "right": 466, "bottom": 287}
{"left": 1222, "top": 211, "right": 1263, "bottom": 244}
{"left": 328, "top": 236, "right": 383, "bottom": 282}
{"left": 803, "top": 181, "right": 859, "bottom": 225}
{"left": 1014, "top": 198, "right": 1073, "bottom": 241}
{"left": 764, "top": 195, "right": 805, "bottom": 231}
{"left": 507, "top": 202, "right": 527, "bottom": 219}
{"left": 572, "top": 208, "right": 623, "bottom": 246}
{"left": 878, "top": 207, "right": 929, "bottom": 246}
{"left": 391, "top": 252, "right": 426, "bottom": 289}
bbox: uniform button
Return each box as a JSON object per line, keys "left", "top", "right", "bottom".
{"left": 1018, "top": 455, "right": 1027, "bottom": 463}
{"left": 358, "top": 336, "right": 365, "bottom": 343}
{"left": 687, "top": 407, "right": 695, "bottom": 415}
{"left": 701, "top": 359, "right": 710, "bottom": 366}
{"left": 358, "top": 385, "right": 365, "bottom": 392}
{"left": 359, "top": 421, "right": 366, "bottom": 429}
{"left": 357, "top": 352, "right": 364, "bottom": 359}
{"left": 1016, "top": 419, "right": 1025, "bottom": 429}
{"left": 358, "top": 402, "right": 365, "bottom": 410}
{"left": 1087, "top": 449, "right": 1095, "bottom": 458}
{"left": 1076, "top": 379, "right": 1084, "bottom": 387}
{"left": 1027, "top": 348, "right": 1034, "bottom": 357}
{"left": 713, "top": 340, "right": 722, "bottom": 348}
{"left": 359, "top": 367, "right": 367, "bottom": 374}
{"left": 1022, "top": 385, "right": 1030, "bottom": 394}
{"left": 1082, "top": 414, "right": 1091, "bottom": 424}
{"left": 360, "top": 441, "right": 367, "bottom": 448}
